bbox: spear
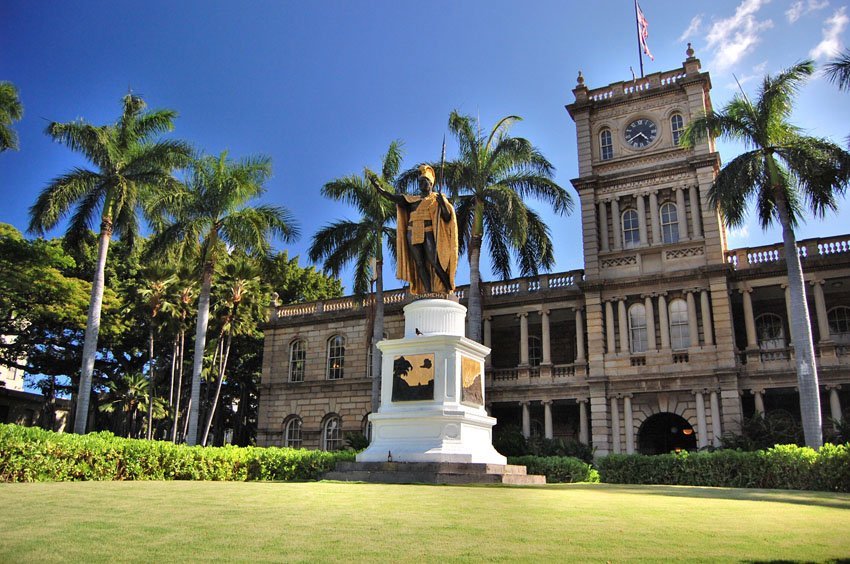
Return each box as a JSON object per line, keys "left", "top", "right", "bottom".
{"left": 438, "top": 134, "right": 446, "bottom": 195}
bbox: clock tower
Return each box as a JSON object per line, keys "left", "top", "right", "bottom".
{"left": 565, "top": 46, "right": 741, "bottom": 455}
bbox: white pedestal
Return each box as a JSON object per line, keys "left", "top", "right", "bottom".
{"left": 357, "top": 299, "right": 506, "bottom": 464}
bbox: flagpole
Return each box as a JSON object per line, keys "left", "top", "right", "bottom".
{"left": 634, "top": 0, "right": 644, "bottom": 78}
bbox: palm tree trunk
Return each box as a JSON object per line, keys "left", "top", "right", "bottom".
{"left": 171, "top": 330, "right": 185, "bottom": 443}
{"left": 467, "top": 233, "right": 483, "bottom": 342}
{"left": 186, "top": 264, "right": 213, "bottom": 445}
{"left": 168, "top": 337, "right": 177, "bottom": 407}
{"left": 370, "top": 255, "right": 384, "bottom": 414}
{"left": 774, "top": 185, "right": 823, "bottom": 448}
{"left": 73, "top": 218, "right": 113, "bottom": 434}
{"left": 146, "top": 327, "right": 155, "bottom": 440}
{"left": 202, "top": 331, "right": 232, "bottom": 446}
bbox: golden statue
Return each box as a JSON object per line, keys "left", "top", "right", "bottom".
{"left": 371, "top": 164, "right": 457, "bottom": 295}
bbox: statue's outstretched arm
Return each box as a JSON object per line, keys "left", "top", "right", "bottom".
{"left": 367, "top": 170, "right": 406, "bottom": 205}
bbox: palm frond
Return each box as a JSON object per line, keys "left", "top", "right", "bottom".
{"left": 824, "top": 49, "right": 850, "bottom": 92}
{"left": 707, "top": 150, "right": 764, "bottom": 228}
{"left": 28, "top": 168, "right": 102, "bottom": 234}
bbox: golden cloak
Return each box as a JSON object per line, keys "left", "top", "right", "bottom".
{"left": 396, "top": 192, "right": 458, "bottom": 295}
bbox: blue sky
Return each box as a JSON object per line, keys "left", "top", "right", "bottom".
{"left": 1, "top": 0, "right": 849, "bottom": 294}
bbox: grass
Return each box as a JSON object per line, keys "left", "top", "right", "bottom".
{"left": 1, "top": 482, "right": 848, "bottom": 562}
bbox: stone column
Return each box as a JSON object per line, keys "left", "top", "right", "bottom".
{"left": 644, "top": 295, "right": 656, "bottom": 351}
{"left": 811, "top": 280, "right": 831, "bottom": 342}
{"left": 575, "top": 307, "right": 586, "bottom": 362}
{"left": 694, "top": 391, "right": 708, "bottom": 449}
{"left": 598, "top": 201, "right": 609, "bottom": 252}
{"left": 636, "top": 193, "right": 647, "bottom": 246}
{"left": 543, "top": 400, "right": 553, "bottom": 439}
{"left": 624, "top": 394, "right": 635, "bottom": 454}
{"left": 710, "top": 390, "right": 722, "bottom": 447}
{"left": 521, "top": 401, "right": 531, "bottom": 438}
{"left": 701, "top": 290, "right": 714, "bottom": 346}
{"left": 752, "top": 389, "right": 765, "bottom": 414}
{"left": 610, "top": 396, "right": 621, "bottom": 454}
{"left": 689, "top": 185, "right": 702, "bottom": 238}
{"left": 618, "top": 299, "right": 629, "bottom": 354}
{"left": 483, "top": 316, "right": 492, "bottom": 368}
{"left": 686, "top": 291, "right": 699, "bottom": 348}
{"left": 649, "top": 191, "right": 661, "bottom": 245}
{"left": 605, "top": 301, "right": 616, "bottom": 354}
{"left": 658, "top": 293, "right": 670, "bottom": 350}
{"left": 541, "top": 309, "right": 552, "bottom": 365}
{"left": 828, "top": 386, "right": 843, "bottom": 423}
{"left": 519, "top": 312, "right": 529, "bottom": 366}
{"left": 611, "top": 197, "right": 622, "bottom": 250}
{"left": 783, "top": 284, "right": 794, "bottom": 341}
{"left": 676, "top": 188, "right": 690, "bottom": 241}
{"left": 742, "top": 289, "right": 758, "bottom": 349}
{"left": 578, "top": 399, "right": 589, "bottom": 445}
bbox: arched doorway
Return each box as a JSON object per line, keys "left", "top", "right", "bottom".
{"left": 637, "top": 412, "right": 697, "bottom": 455}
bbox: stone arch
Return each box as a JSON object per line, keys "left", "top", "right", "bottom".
{"left": 637, "top": 412, "right": 697, "bottom": 455}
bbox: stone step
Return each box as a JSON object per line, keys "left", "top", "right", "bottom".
{"left": 324, "top": 461, "right": 546, "bottom": 485}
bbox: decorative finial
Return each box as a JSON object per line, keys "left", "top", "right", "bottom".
{"left": 686, "top": 43, "right": 695, "bottom": 59}
{"left": 576, "top": 70, "right": 585, "bottom": 87}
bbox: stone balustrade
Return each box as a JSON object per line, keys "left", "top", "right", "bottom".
{"left": 585, "top": 68, "right": 687, "bottom": 102}
{"left": 725, "top": 234, "right": 850, "bottom": 270}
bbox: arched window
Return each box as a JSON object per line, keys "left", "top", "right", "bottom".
{"left": 322, "top": 415, "right": 343, "bottom": 451}
{"left": 289, "top": 339, "right": 306, "bottom": 383}
{"left": 660, "top": 202, "right": 679, "bottom": 244}
{"left": 622, "top": 209, "right": 640, "bottom": 248}
{"left": 600, "top": 129, "right": 613, "bottom": 160}
{"left": 668, "top": 298, "right": 690, "bottom": 350}
{"left": 671, "top": 113, "right": 685, "bottom": 145}
{"left": 361, "top": 414, "right": 373, "bottom": 443}
{"left": 284, "top": 417, "right": 302, "bottom": 448}
{"left": 326, "top": 335, "right": 345, "bottom": 380}
{"left": 628, "top": 303, "right": 648, "bottom": 353}
{"left": 827, "top": 306, "right": 850, "bottom": 341}
{"left": 528, "top": 335, "right": 542, "bottom": 367}
{"left": 756, "top": 314, "right": 785, "bottom": 350}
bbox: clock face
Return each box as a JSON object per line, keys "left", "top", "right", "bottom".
{"left": 624, "top": 118, "right": 658, "bottom": 148}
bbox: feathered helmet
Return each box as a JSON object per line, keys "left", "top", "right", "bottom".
{"left": 418, "top": 164, "right": 436, "bottom": 186}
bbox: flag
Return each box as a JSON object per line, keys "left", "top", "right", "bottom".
{"left": 637, "top": 3, "right": 654, "bottom": 61}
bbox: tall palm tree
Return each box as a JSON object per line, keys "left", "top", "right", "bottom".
{"left": 147, "top": 151, "right": 299, "bottom": 445}
{"left": 682, "top": 60, "right": 850, "bottom": 449}
{"left": 400, "top": 112, "right": 572, "bottom": 342}
{"left": 825, "top": 49, "right": 850, "bottom": 92}
{"left": 137, "top": 264, "right": 175, "bottom": 439}
{"left": 28, "top": 93, "right": 191, "bottom": 434}
{"left": 0, "top": 81, "right": 23, "bottom": 152}
{"left": 308, "top": 141, "right": 400, "bottom": 413}
{"left": 161, "top": 266, "right": 196, "bottom": 442}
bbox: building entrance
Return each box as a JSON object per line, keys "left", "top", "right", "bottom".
{"left": 637, "top": 412, "right": 697, "bottom": 455}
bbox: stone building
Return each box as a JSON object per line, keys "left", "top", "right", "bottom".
{"left": 257, "top": 50, "right": 849, "bottom": 455}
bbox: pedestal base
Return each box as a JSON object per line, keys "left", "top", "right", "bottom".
{"left": 325, "top": 461, "right": 545, "bottom": 485}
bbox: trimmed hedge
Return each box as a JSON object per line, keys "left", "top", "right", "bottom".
{"left": 0, "top": 424, "right": 354, "bottom": 482}
{"left": 508, "top": 455, "right": 599, "bottom": 483}
{"left": 597, "top": 444, "right": 850, "bottom": 492}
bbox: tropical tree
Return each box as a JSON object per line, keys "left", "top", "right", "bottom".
{"left": 309, "top": 141, "right": 401, "bottom": 412}
{"left": 825, "top": 49, "right": 850, "bottom": 92}
{"left": 682, "top": 60, "right": 850, "bottom": 448}
{"left": 147, "top": 151, "right": 299, "bottom": 445}
{"left": 0, "top": 81, "right": 23, "bottom": 152}
{"left": 28, "top": 94, "right": 191, "bottom": 434}
{"left": 161, "top": 266, "right": 197, "bottom": 442}
{"left": 400, "top": 112, "right": 572, "bottom": 342}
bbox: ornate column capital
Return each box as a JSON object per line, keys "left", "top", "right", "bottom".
{"left": 516, "top": 311, "right": 529, "bottom": 319}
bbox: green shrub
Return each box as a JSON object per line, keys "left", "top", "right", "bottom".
{"left": 494, "top": 425, "right": 594, "bottom": 463}
{"left": 507, "top": 455, "right": 599, "bottom": 483}
{"left": 0, "top": 423, "right": 354, "bottom": 483}
{"left": 597, "top": 444, "right": 850, "bottom": 492}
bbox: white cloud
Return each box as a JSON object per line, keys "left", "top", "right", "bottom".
{"left": 705, "top": 0, "right": 774, "bottom": 71}
{"left": 727, "top": 225, "right": 751, "bottom": 244}
{"left": 679, "top": 15, "right": 703, "bottom": 42}
{"left": 809, "top": 7, "right": 849, "bottom": 60}
{"left": 786, "top": 0, "right": 830, "bottom": 23}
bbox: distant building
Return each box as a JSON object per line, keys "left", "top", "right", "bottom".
{"left": 257, "top": 50, "right": 849, "bottom": 455}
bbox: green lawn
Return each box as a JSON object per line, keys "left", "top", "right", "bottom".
{"left": 1, "top": 482, "right": 848, "bottom": 562}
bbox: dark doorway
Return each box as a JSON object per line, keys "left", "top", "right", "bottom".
{"left": 637, "top": 412, "right": 697, "bottom": 455}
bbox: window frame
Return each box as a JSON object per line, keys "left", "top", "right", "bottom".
{"left": 628, "top": 303, "right": 648, "bottom": 353}
{"left": 284, "top": 416, "right": 303, "bottom": 448}
{"left": 600, "top": 129, "right": 613, "bottom": 161}
{"left": 322, "top": 415, "right": 343, "bottom": 451}
{"left": 326, "top": 335, "right": 345, "bottom": 380}
{"left": 622, "top": 209, "right": 640, "bottom": 249}
{"left": 660, "top": 202, "right": 679, "bottom": 244}
{"left": 288, "top": 339, "right": 306, "bottom": 383}
{"left": 668, "top": 298, "right": 690, "bottom": 350}
{"left": 528, "top": 335, "right": 542, "bottom": 367}
{"left": 755, "top": 313, "right": 786, "bottom": 350}
{"left": 671, "top": 113, "right": 685, "bottom": 145}
{"left": 827, "top": 306, "right": 850, "bottom": 342}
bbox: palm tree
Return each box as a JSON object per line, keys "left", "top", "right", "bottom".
{"left": 147, "top": 151, "right": 299, "bottom": 445}
{"left": 825, "top": 49, "right": 850, "bottom": 92}
{"left": 161, "top": 266, "right": 197, "bottom": 442}
{"left": 400, "top": 112, "right": 572, "bottom": 342}
{"left": 137, "top": 264, "right": 175, "bottom": 439}
{"left": 682, "top": 60, "right": 850, "bottom": 449}
{"left": 308, "top": 141, "right": 401, "bottom": 413}
{"left": 100, "top": 372, "right": 149, "bottom": 438}
{"left": 28, "top": 93, "right": 191, "bottom": 434}
{"left": 0, "top": 82, "right": 23, "bottom": 152}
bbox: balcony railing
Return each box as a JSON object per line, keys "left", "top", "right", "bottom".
{"left": 585, "top": 68, "right": 687, "bottom": 102}
{"left": 273, "top": 269, "right": 584, "bottom": 319}
{"left": 725, "top": 234, "right": 850, "bottom": 270}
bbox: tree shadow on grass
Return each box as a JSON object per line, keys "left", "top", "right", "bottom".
{"left": 541, "top": 483, "right": 850, "bottom": 510}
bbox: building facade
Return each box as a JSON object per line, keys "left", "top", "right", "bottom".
{"left": 257, "top": 50, "right": 849, "bottom": 455}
